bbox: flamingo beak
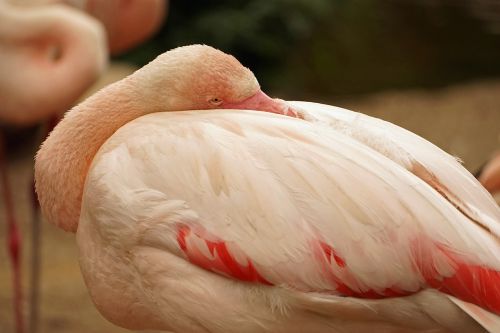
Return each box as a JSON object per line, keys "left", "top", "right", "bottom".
{"left": 223, "top": 90, "right": 303, "bottom": 119}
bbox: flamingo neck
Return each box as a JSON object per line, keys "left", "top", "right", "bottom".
{"left": 35, "top": 80, "right": 147, "bottom": 232}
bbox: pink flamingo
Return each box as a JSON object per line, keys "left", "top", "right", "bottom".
{"left": 2, "top": 1, "right": 167, "bottom": 330}
{"left": 82, "top": 0, "right": 167, "bottom": 55}
{"left": 35, "top": 45, "right": 500, "bottom": 333}
{"left": 7, "top": 0, "right": 167, "bottom": 55}
{"left": 0, "top": 2, "right": 107, "bottom": 332}
{"left": 0, "top": 1, "right": 107, "bottom": 125}
{"left": 479, "top": 152, "right": 500, "bottom": 204}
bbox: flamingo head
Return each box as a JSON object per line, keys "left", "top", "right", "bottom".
{"left": 133, "top": 44, "right": 298, "bottom": 117}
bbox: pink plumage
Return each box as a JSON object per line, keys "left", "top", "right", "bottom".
{"left": 35, "top": 45, "right": 500, "bottom": 333}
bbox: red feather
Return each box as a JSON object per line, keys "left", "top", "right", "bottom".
{"left": 177, "top": 224, "right": 500, "bottom": 315}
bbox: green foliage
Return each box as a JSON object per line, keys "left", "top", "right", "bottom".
{"left": 119, "top": 0, "right": 500, "bottom": 97}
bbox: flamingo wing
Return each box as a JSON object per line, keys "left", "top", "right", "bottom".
{"left": 290, "top": 101, "right": 500, "bottom": 235}
{"left": 84, "top": 110, "right": 500, "bottom": 316}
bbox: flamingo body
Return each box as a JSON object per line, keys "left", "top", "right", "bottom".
{"left": 76, "top": 105, "right": 499, "bottom": 332}
{"left": 35, "top": 45, "right": 500, "bottom": 333}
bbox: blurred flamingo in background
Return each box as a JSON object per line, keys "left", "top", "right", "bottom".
{"left": 8, "top": 0, "right": 167, "bottom": 55}
{"left": 1, "top": 0, "right": 167, "bottom": 331}
{"left": 82, "top": 0, "right": 166, "bottom": 55}
{"left": 0, "top": 2, "right": 107, "bottom": 125}
{"left": 0, "top": 2, "right": 107, "bottom": 332}
{"left": 479, "top": 152, "right": 500, "bottom": 204}
{"left": 35, "top": 45, "right": 500, "bottom": 333}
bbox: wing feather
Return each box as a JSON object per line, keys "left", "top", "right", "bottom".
{"left": 84, "top": 109, "right": 500, "bottom": 315}
{"left": 291, "top": 101, "right": 500, "bottom": 237}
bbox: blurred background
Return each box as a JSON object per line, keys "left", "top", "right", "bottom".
{"left": 1, "top": 0, "right": 499, "bottom": 332}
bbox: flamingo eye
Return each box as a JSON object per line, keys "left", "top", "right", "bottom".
{"left": 209, "top": 97, "right": 223, "bottom": 106}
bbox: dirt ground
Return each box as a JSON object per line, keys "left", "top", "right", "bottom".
{"left": 0, "top": 64, "right": 499, "bottom": 333}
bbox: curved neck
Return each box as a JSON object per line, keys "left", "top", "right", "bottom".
{"left": 35, "top": 80, "right": 145, "bottom": 232}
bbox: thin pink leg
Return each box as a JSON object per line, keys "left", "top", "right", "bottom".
{"left": 28, "top": 179, "right": 39, "bottom": 333}
{"left": 0, "top": 133, "right": 24, "bottom": 333}
{"left": 29, "top": 116, "right": 61, "bottom": 333}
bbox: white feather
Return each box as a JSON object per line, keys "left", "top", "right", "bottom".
{"left": 77, "top": 105, "right": 499, "bottom": 333}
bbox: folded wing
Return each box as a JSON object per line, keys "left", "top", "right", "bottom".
{"left": 290, "top": 101, "right": 500, "bottom": 237}
{"left": 86, "top": 110, "right": 500, "bottom": 316}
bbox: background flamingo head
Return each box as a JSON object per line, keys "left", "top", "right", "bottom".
{"left": 0, "top": 2, "right": 108, "bottom": 125}
{"left": 7, "top": 0, "right": 167, "bottom": 55}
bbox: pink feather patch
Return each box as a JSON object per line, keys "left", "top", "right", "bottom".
{"left": 177, "top": 225, "right": 500, "bottom": 315}
{"left": 314, "top": 239, "right": 412, "bottom": 298}
{"left": 315, "top": 238, "right": 500, "bottom": 314}
{"left": 319, "top": 241, "right": 346, "bottom": 268}
{"left": 419, "top": 244, "right": 500, "bottom": 315}
{"left": 176, "top": 225, "right": 271, "bottom": 285}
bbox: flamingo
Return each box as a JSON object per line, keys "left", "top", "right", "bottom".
{"left": 0, "top": 2, "right": 107, "bottom": 332}
{"left": 81, "top": 0, "right": 167, "bottom": 55}
{"left": 7, "top": 0, "right": 167, "bottom": 55}
{"left": 2, "top": 1, "right": 167, "bottom": 330}
{"left": 35, "top": 45, "right": 500, "bottom": 333}
{"left": 479, "top": 152, "right": 500, "bottom": 204}
{"left": 0, "top": 1, "right": 107, "bottom": 125}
